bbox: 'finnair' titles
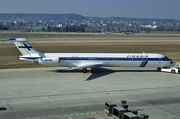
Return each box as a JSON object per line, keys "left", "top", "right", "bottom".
{"left": 2, "top": 38, "right": 175, "bottom": 73}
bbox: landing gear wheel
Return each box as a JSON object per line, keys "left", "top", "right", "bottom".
{"left": 157, "top": 67, "right": 161, "bottom": 72}
{"left": 171, "top": 69, "right": 175, "bottom": 74}
{"left": 82, "top": 68, "right": 87, "bottom": 73}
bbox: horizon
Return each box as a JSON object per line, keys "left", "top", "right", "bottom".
{"left": 0, "top": 13, "right": 179, "bottom": 21}
{"left": 0, "top": 0, "right": 180, "bottom": 20}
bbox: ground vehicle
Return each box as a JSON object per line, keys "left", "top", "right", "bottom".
{"left": 105, "top": 101, "right": 117, "bottom": 116}
{"left": 159, "top": 66, "right": 180, "bottom": 74}
{"left": 124, "top": 112, "right": 139, "bottom": 119}
{"left": 112, "top": 106, "right": 127, "bottom": 119}
{"left": 108, "top": 100, "right": 149, "bottom": 119}
{"left": 112, "top": 107, "right": 142, "bottom": 119}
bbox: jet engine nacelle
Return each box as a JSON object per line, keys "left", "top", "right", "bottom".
{"left": 37, "top": 57, "right": 60, "bottom": 65}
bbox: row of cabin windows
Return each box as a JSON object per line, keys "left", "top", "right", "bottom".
{"left": 59, "top": 57, "right": 169, "bottom": 61}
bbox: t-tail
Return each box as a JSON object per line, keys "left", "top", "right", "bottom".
{"left": 2, "top": 38, "right": 44, "bottom": 61}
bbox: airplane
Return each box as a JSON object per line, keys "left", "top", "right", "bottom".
{"left": 140, "top": 25, "right": 158, "bottom": 30}
{"left": 2, "top": 38, "right": 175, "bottom": 73}
{"left": 122, "top": 31, "right": 134, "bottom": 35}
{"left": 101, "top": 29, "right": 114, "bottom": 35}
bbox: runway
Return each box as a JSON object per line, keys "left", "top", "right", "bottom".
{"left": 0, "top": 67, "right": 180, "bottom": 119}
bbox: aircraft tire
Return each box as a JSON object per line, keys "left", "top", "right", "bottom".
{"left": 82, "top": 68, "right": 87, "bottom": 73}
{"left": 157, "top": 67, "right": 161, "bottom": 72}
{"left": 171, "top": 69, "right": 175, "bottom": 74}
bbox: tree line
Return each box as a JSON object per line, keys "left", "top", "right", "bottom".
{"left": 0, "top": 24, "right": 8, "bottom": 30}
{"left": 46, "top": 26, "right": 86, "bottom": 32}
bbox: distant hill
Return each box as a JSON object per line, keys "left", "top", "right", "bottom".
{"left": 0, "top": 13, "right": 179, "bottom": 23}
{"left": 0, "top": 13, "right": 87, "bottom": 21}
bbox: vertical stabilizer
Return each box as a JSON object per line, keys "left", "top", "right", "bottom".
{"left": 2, "top": 38, "right": 42, "bottom": 57}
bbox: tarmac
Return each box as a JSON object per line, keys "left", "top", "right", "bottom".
{"left": 0, "top": 66, "right": 180, "bottom": 119}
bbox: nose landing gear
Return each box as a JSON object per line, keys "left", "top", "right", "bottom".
{"left": 82, "top": 68, "right": 88, "bottom": 73}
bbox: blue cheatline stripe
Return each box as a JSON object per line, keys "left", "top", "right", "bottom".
{"left": 20, "top": 57, "right": 170, "bottom": 62}
{"left": 139, "top": 61, "right": 148, "bottom": 67}
{"left": 59, "top": 57, "right": 161, "bottom": 61}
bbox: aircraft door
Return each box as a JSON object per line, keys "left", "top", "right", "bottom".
{"left": 159, "top": 58, "right": 162, "bottom": 64}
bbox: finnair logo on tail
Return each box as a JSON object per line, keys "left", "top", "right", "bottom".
{"left": 18, "top": 44, "right": 32, "bottom": 51}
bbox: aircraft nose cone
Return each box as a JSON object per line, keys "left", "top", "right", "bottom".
{"left": 171, "top": 60, "right": 176, "bottom": 66}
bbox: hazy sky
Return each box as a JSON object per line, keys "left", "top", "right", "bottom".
{"left": 0, "top": 0, "right": 180, "bottom": 20}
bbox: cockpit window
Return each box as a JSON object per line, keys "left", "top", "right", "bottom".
{"left": 9, "top": 38, "right": 16, "bottom": 40}
{"left": 163, "top": 56, "right": 170, "bottom": 61}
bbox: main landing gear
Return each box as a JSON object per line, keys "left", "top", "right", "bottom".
{"left": 157, "top": 67, "right": 161, "bottom": 72}
{"left": 82, "top": 68, "right": 88, "bottom": 73}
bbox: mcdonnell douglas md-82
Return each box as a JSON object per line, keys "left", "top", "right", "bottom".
{"left": 2, "top": 38, "right": 175, "bottom": 73}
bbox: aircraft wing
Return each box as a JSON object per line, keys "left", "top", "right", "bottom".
{"left": 68, "top": 63, "right": 102, "bottom": 71}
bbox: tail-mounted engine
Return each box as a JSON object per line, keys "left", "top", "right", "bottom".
{"left": 35, "top": 57, "right": 60, "bottom": 65}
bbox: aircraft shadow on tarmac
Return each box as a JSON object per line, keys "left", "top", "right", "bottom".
{"left": 51, "top": 68, "right": 157, "bottom": 81}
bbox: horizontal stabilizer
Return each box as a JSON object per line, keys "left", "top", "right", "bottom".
{"left": 2, "top": 38, "right": 27, "bottom": 42}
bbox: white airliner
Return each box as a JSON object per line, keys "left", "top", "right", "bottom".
{"left": 101, "top": 29, "right": 114, "bottom": 35}
{"left": 2, "top": 38, "right": 175, "bottom": 73}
